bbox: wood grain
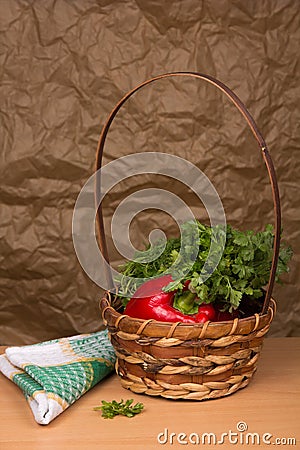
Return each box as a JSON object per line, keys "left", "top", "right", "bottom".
{"left": 0, "top": 338, "right": 299, "bottom": 450}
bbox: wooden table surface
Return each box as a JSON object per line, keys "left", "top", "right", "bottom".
{"left": 0, "top": 338, "right": 299, "bottom": 450}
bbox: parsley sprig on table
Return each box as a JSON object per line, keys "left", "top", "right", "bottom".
{"left": 94, "top": 399, "right": 144, "bottom": 419}
{"left": 118, "top": 221, "right": 292, "bottom": 312}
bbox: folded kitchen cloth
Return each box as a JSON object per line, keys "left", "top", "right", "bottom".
{"left": 0, "top": 329, "right": 116, "bottom": 425}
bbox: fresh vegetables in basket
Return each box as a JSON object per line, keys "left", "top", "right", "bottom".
{"left": 118, "top": 220, "right": 292, "bottom": 323}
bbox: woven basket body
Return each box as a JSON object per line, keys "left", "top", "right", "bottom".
{"left": 100, "top": 295, "right": 275, "bottom": 400}
{"left": 95, "top": 73, "right": 281, "bottom": 401}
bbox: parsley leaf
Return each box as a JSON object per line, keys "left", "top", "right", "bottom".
{"left": 94, "top": 399, "right": 144, "bottom": 419}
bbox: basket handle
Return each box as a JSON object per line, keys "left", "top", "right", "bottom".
{"left": 95, "top": 72, "right": 281, "bottom": 315}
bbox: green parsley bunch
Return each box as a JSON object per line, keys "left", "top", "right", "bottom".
{"left": 118, "top": 221, "right": 292, "bottom": 312}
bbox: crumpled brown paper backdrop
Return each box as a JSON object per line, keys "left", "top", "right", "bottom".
{"left": 0, "top": 0, "right": 299, "bottom": 344}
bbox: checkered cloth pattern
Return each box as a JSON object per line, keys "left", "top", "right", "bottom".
{"left": 0, "top": 330, "right": 116, "bottom": 425}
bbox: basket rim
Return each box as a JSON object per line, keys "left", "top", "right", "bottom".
{"left": 100, "top": 293, "right": 276, "bottom": 340}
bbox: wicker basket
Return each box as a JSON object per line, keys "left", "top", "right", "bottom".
{"left": 96, "top": 72, "right": 281, "bottom": 401}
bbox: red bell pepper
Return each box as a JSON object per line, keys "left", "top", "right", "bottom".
{"left": 124, "top": 275, "right": 197, "bottom": 323}
{"left": 196, "top": 304, "right": 217, "bottom": 322}
{"left": 215, "top": 309, "right": 239, "bottom": 321}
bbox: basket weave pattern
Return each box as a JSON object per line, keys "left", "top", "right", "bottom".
{"left": 100, "top": 296, "right": 275, "bottom": 400}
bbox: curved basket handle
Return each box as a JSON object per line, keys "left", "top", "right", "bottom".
{"left": 95, "top": 72, "right": 281, "bottom": 315}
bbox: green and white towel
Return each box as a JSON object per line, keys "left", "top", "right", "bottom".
{"left": 0, "top": 330, "right": 116, "bottom": 425}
